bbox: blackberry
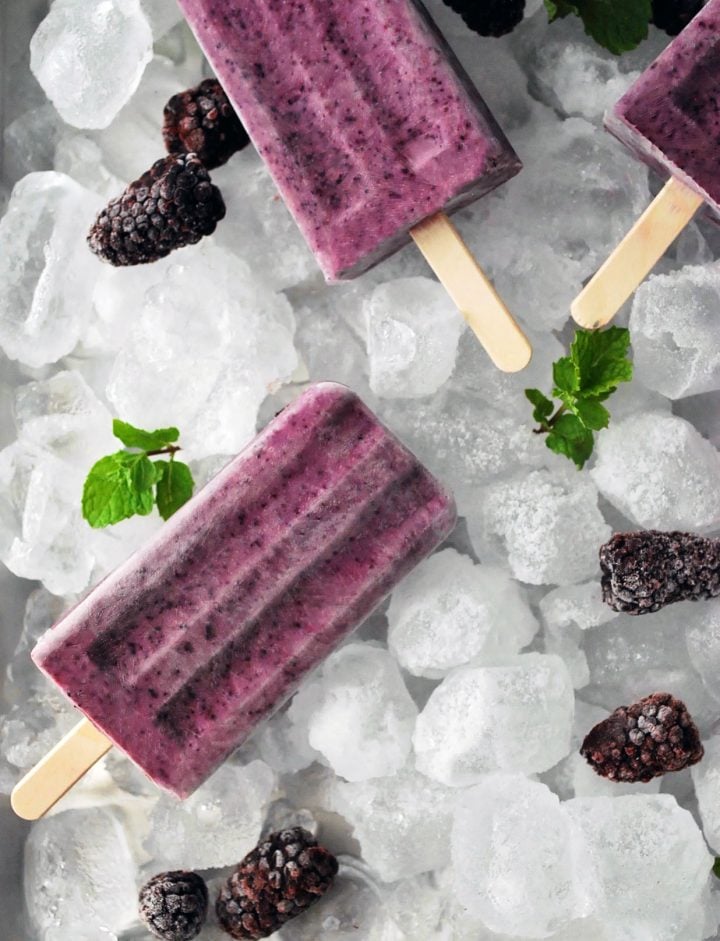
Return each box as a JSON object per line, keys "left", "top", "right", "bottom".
{"left": 651, "top": 0, "right": 703, "bottom": 35}
{"left": 163, "top": 78, "right": 250, "bottom": 170}
{"left": 216, "top": 827, "right": 338, "bottom": 940}
{"left": 600, "top": 530, "right": 720, "bottom": 615}
{"left": 87, "top": 153, "right": 225, "bottom": 266}
{"left": 581, "top": 692, "right": 703, "bottom": 783}
{"left": 443, "top": 0, "right": 526, "bottom": 37}
{"left": 138, "top": 870, "right": 208, "bottom": 941}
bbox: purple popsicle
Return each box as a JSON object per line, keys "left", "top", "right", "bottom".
{"left": 174, "top": 0, "right": 522, "bottom": 282}
{"left": 28, "top": 383, "right": 455, "bottom": 800}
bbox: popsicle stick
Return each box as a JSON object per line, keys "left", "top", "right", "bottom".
{"left": 572, "top": 177, "right": 704, "bottom": 329}
{"left": 411, "top": 212, "right": 532, "bottom": 373}
{"left": 11, "top": 718, "right": 112, "bottom": 820}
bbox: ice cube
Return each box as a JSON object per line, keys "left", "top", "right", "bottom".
{"left": 451, "top": 774, "right": 592, "bottom": 937}
{"left": 140, "top": 0, "right": 184, "bottom": 39}
{"left": 54, "top": 134, "right": 125, "bottom": 197}
{"left": 330, "top": 766, "right": 455, "bottom": 882}
{"left": 630, "top": 265, "right": 720, "bottom": 399}
{"left": 362, "top": 278, "right": 465, "bottom": 399}
{"left": 413, "top": 653, "right": 574, "bottom": 785}
{"left": 692, "top": 734, "right": 720, "bottom": 854}
{"left": 288, "top": 643, "right": 417, "bottom": 782}
{"left": 685, "top": 599, "right": 720, "bottom": 706}
{"left": 24, "top": 807, "right": 138, "bottom": 941}
{"left": 3, "top": 104, "right": 64, "bottom": 181}
{"left": 106, "top": 244, "right": 298, "bottom": 460}
{"left": 255, "top": 708, "right": 320, "bottom": 775}
{"left": 468, "top": 466, "right": 611, "bottom": 586}
{"left": 144, "top": 759, "right": 276, "bottom": 869}
{"left": 30, "top": 0, "right": 153, "bottom": 129}
{"left": 0, "top": 172, "right": 103, "bottom": 367}
{"left": 592, "top": 412, "right": 720, "bottom": 531}
{"left": 384, "top": 872, "right": 453, "bottom": 940}
{"left": 387, "top": 548, "right": 538, "bottom": 679}
{"left": 565, "top": 794, "right": 713, "bottom": 940}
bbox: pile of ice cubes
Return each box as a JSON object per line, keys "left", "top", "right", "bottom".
{"left": 3, "top": 0, "right": 720, "bottom": 938}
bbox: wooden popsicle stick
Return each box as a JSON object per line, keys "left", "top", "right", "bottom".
{"left": 411, "top": 212, "right": 532, "bottom": 373}
{"left": 572, "top": 177, "right": 704, "bottom": 329}
{"left": 11, "top": 718, "right": 112, "bottom": 820}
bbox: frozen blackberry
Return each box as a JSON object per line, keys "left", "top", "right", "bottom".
{"left": 581, "top": 692, "right": 703, "bottom": 783}
{"left": 163, "top": 78, "right": 250, "bottom": 170}
{"left": 139, "top": 870, "right": 208, "bottom": 941}
{"left": 87, "top": 153, "right": 226, "bottom": 266}
{"left": 216, "top": 827, "right": 338, "bottom": 939}
{"left": 651, "top": 0, "right": 703, "bottom": 35}
{"left": 443, "top": 0, "right": 526, "bottom": 37}
{"left": 600, "top": 530, "right": 720, "bottom": 615}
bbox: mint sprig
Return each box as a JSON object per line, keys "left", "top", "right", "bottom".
{"left": 545, "top": 0, "right": 651, "bottom": 55}
{"left": 525, "top": 326, "right": 633, "bottom": 470}
{"left": 83, "top": 420, "right": 195, "bottom": 528}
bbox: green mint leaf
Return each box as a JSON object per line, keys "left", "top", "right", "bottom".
{"left": 571, "top": 326, "right": 634, "bottom": 397}
{"left": 573, "top": 397, "right": 611, "bottom": 431}
{"left": 576, "top": 0, "right": 651, "bottom": 55}
{"left": 112, "top": 419, "right": 180, "bottom": 451}
{"left": 82, "top": 451, "right": 157, "bottom": 528}
{"left": 546, "top": 414, "right": 595, "bottom": 470}
{"left": 713, "top": 858, "right": 720, "bottom": 880}
{"left": 155, "top": 460, "right": 195, "bottom": 521}
{"left": 552, "top": 356, "right": 579, "bottom": 396}
{"left": 544, "top": 0, "right": 579, "bottom": 21}
{"left": 525, "top": 389, "right": 554, "bottom": 425}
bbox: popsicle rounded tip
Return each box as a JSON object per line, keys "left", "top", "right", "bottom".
{"left": 570, "top": 293, "right": 609, "bottom": 330}
{"left": 10, "top": 784, "right": 44, "bottom": 821}
{"left": 494, "top": 333, "right": 533, "bottom": 373}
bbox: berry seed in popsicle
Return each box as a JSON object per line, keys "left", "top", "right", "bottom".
{"left": 572, "top": 0, "right": 720, "bottom": 328}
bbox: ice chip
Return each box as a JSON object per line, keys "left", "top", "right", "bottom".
{"left": 685, "top": 598, "right": 720, "bottom": 705}
{"left": 387, "top": 548, "right": 538, "bottom": 679}
{"left": 30, "top": 0, "right": 153, "bottom": 129}
{"left": 413, "top": 653, "right": 574, "bottom": 785}
{"left": 288, "top": 643, "right": 417, "bottom": 782}
{"left": 692, "top": 734, "right": 720, "bottom": 854}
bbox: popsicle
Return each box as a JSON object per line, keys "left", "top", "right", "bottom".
{"left": 11, "top": 383, "right": 455, "bottom": 819}
{"left": 572, "top": 0, "right": 719, "bottom": 327}
{"left": 174, "top": 0, "right": 531, "bottom": 372}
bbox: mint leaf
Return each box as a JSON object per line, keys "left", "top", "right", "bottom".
{"left": 112, "top": 419, "right": 180, "bottom": 451}
{"left": 525, "top": 389, "right": 554, "bottom": 425}
{"left": 552, "top": 356, "right": 578, "bottom": 395}
{"left": 578, "top": 0, "right": 650, "bottom": 55}
{"left": 571, "top": 326, "right": 633, "bottom": 396}
{"left": 546, "top": 414, "right": 595, "bottom": 469}
{"left": 544, "top": 0, "right": 579, "bottom": 21}
{"left": 155, "top": 460, "right": 195, "bottom": 521}
{"left": 83, "top": 451, "right": 158, "bottom": 528}
{"left": 713, "top": 858, "right": 720, "bottom": 880}
{"left": 572, "top": 397, "right": 611, "bottom": 431}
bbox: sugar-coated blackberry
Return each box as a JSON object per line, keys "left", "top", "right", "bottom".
{"left": 651, "top": 0, "right": 704, "bottom": 35}
{"left": 87, "top": 153, "right": 225, "bottom": 266}
{"left": 163, "top": 78, "right": 250, "bottom": 170}
{"left": 581, "top": 692, "right": 703, "bottom": 783}
{"left": 138, "top": 870, "right": 208, "bottom": 941}
{"left": 443, "top": 0, "right": 526, "bottom": 37}
{"left": 216, "top": 827, "right": 338, "bottom": 939}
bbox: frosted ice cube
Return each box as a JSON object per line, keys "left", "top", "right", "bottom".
{"left": 330, "top": 766, "right": 455, "bottom": 882}
{"left": 451, "top": 775, "right": 592, "bottom": 937}
{"left": 387, "top": 548, "right": 538, "bottom": 678}
{"left": 54, "top": 134, "right": 125, "bottom": 197}
{"left": 288, "top": 643, "right": 417, "bottom": 782}
{"left": 630, "top": 265, "right": 720, "bottom": 399}
{"left": 565, "top": 794, "right": 712, "bottom": 940}
{"left": 363, "top": 278, "right": 465, "bottom": 399}
{"left": 106, "top": 244, "right": 298, "bottom": 459}
{"left": 685, "top": 599, "right": 720, "bottom": 705}
{"left": 30, "top": 0, "right": 153, "bottom": 129}
{"left": 0, "top": 172, "right": 103, "bottom": 367}
{"left": 468, "top": 466, "right": 611, "bottom": 586}
{"left": 256, "top": 708, "right": 320, "bottom": 775}
{"left": 592, "top": 412, "right": 720, "bottom": 531}
{"left": 3, "top": 104, "right": 64, "bottom": 181}
{"left": 24, "top": 807, "right": 137, "bottom": 941}
{"left": 141, "top": 0, "right": 184, "bottom": 38}
{"left": 145, "top": 759, "right": 276, "bottom": 869}
{"left": 413, "top": 653, "right": 574, "bottom": 785}
{"left": 385, "top": 872, "right": 453, "bottom": 940}
{"left": 692, "top": 734, "right": 720, "bottom": 854}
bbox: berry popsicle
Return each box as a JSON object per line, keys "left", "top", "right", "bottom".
{"left": 174, "top": 0, "right": 531, "bottom": 372}
{"left": 572, "top": 1, "right": 719, "bottom": 327}
{"left": 11, "top": 383, "right": 455, "bottom": 818}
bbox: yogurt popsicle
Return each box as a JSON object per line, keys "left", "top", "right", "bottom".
{"left": 572, "top": 0, "right": 719, "bottom": 327}
{"left": 175, "top": 0, "right": 531, "bottom": 372}
{"left": 12, "top": 383, "right": 455, "bottom": 816}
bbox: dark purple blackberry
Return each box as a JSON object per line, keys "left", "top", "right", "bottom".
{"left": 651, "top": 0, "right": 704, "bottom": 35}
{"left": 580, "top": 692, "right": 703, "bottom": 783}
{"left": 163, "top": 78, "right": 249, "bottom": 170}
{"left": 87, "top": 153, "right": 225, "bottom": 266}
{"left": 139, "top": 870, "right": 208, "bottom": 941}
{"left": 216, "top": 827, "right": 338, "bottom": 940}
{"left": 600, "top": 530, "right": 720, "bottom": 615}
{"left": 443, "top": 0, "right": 526, "bottom": 37}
